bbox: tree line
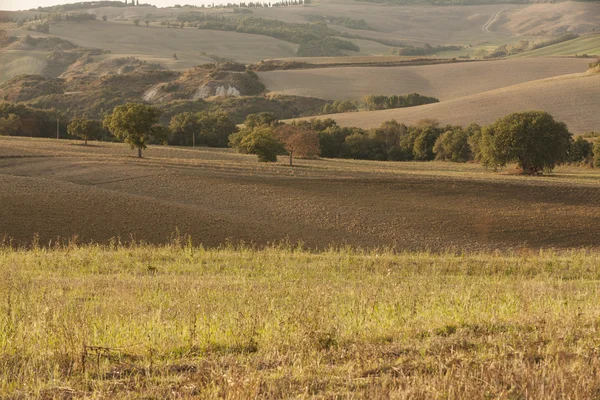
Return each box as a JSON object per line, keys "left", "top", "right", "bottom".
{"left": 322, "top": 93, "right": 439, "bottom": 115}
{"left": 2, "top": 102, "right": 598, "bottom": 174}
{"left": 229, "top": 111, "right": 599, "bottom": 174}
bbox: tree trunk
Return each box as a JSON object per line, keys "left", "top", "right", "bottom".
{"left": 138, "top": 147, "right": 142, "bottom": 158}
{"left": 192, "top": 133, "right": 195, "bottom": 148}
{"left": 289, "top": 151, "right": 293, "bottom": 167}
{"left": 84, "top": 138, "right": 88, "bottom": 146}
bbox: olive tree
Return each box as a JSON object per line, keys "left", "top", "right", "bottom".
{"left": 479, "top": 111, "right": 572, "bottom": 174}
{"left": 103, "top": 103, "right": 162, "bottom": 158}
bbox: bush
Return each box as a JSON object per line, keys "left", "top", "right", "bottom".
{"left": 479, "top": 111, "right": 572, "bottom": 174}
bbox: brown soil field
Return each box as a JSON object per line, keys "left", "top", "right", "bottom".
{"left": 2, "top": 136, "right": 600, "bottom": 251}
{"left": 258, "top": 58, "right": 591, "bottom": 101}
{"left": 303, "top": 72, "right": 600, "bottom": 134}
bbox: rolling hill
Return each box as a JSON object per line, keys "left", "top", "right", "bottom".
{"left": 303, "top": 72, "right": 600, "bottom": 134}
{"left": 258, "top": 58, "right": 591, "bottom": 101}
{"left": 20, "top": 19, "right": 298, "bottom": 68}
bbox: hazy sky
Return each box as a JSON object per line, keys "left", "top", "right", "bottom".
{"left": 1, "top": 0, "right": 234, "bottom": 11}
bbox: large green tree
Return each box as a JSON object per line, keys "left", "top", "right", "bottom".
{"left": 479, "top": 111, "right": 572, "bottom": 174}
{"left": 103, "top": 103, "right": 163, "bottom": 158}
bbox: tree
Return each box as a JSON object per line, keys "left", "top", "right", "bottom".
{"left": 67, "top": 117, "right": 103, "bottom": 145}
{"left": 465, "top": 123, "right": 483, "bottom": 161}
{"left": 275, "top": 125, "right": 320, "bottom": 166}
{"left": 433, "top": 127, "right": 472, "bottom": 162}
{"left": 102, "top": 15, "right": 107, "bottom": 21}
{"left": 0, "top": 114, "right": 22, "bottom": 136}
{"left": 197, "top": 110, "right": 238, "bottom": 147}
{"left": 593, "top": 139, "right": 600, "bottom": 168}
{"left": 370, "top": 120, "right": 407, "bottom": 157}
{"left": 169, "top": 110, "right": 237, "bottom": 148}
{"left": 103, "top": 103, "right": 162, "bottom": 158}
{"left": 479, "top": 111, "right": 572, "bottom": 174}
{"left": 169, "top": 112, "right": 200, "bottom": 147}
{"left": 568, "top": 136, "right": 593, "bottom": 165}
{"left": 409, "top": 119, "right": 442, "bottom": 161}
{"left": 133, "top": 19, "right": 140, "bottom": 26}
{"left": 229, "top": 112, "right": 280, "bottom": 150}
{"left": 239, "top": 127, "right": 284, "bottom": 162}
{"left": 145, "top": 19, "right": 150, "bottom": 27}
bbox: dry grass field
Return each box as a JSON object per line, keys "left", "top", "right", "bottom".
{"left": 2, "top": 136, "right": 600, "bottom": 251}
{"left": 301, "top": 72, "right": 600, "bottom": 134}
{"left": 258, "top": 58, "right": 591, "bottom": 101}
{"left": 3, "top": 244, "right": 600, "bottom": 398}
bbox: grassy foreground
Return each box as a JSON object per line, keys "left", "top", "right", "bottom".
{"left": 2, "top": 242, "right": 600, "bottom": 398}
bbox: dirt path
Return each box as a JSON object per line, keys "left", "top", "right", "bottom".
{"left": 483, "top": 9, "right": 506, "bottom": 33}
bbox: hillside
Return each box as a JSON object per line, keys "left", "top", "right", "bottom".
{"left": 2, "top": 136, "right": 600, "bottom": 250}
{"left": 305, "top": 72, "right": 600, "bottom": 134}
{"left": 258, "top": 58, "right": 591, "bottom": 101}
